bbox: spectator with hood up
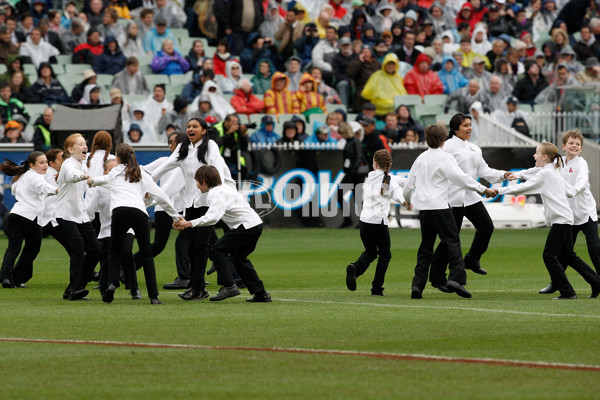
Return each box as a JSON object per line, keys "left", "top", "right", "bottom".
{"left": 294, "top": 22, "right": 319, "bottom": 69}
{"left": 150, "top": 38, "right": 189, "bottom": 75}
{"left": 306, "top": 121, "right": 337, "bottom": 145}
{"left": 230, "top": 79, "right": 264, "bottom": 116}
{"left": 216, "top": 60, "right": 243, "bottom": 94}
{"left": 26, "top": 62, "right": 70, "bottom": 104}
{"left": 250, "top": 115, "right": 280, "bottom": 144}
{"left": 93, "top": 35, "right": 126, "bottom": 74}
{"left": 361, "top": 53, "right": 407, "bottom": 116}
{"left": 251, "top": 58, "right": 275, "bottom": 95}
{"left": 404, "top": 53, "right": 445, "bottom": 98}
{"left": 438, "top": 54, "right": 469, "bottom": 94}
{"left": 296, "top": 73, "right": 326, "bottom": 114}
{"left": 264, "top": 71, "right": 300, "bottom": 115}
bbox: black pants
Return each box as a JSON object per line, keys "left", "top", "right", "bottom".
{"left": 184, "top": 206, "right": 217, "bottom": 292}
{"left": 43, "top": 223, "right": 72, "bottom": 255}
{"left": 353, "top": 221, "right": 391, "bottom": 291}
{"left": 99, "top": 234, "right": 138, "bottom": 292}
{"left": 412, "top": 209, "right": 467, "bottom": 292}
{"left": 209, "top": 224, "right": 265, "bottom": 294}
{"left": 544, "top": 224, "right": 600, "bottom": 297}
{"left": 134, "top": 210, "right": 191, "bottom": 280}
{"left": 431, "top": 202, "right": 494, "bottom": 271}
{"left": 0, "top": 213, "right": 42, "bottom": 285}
{"left": 559, "top": 218, "right": 600, "bottom": 276}
{"left": 108, "top": 207, "right": 158, "bottom": 298}
{"left": 56, "top": 218, "right": 101, "bottom": 296}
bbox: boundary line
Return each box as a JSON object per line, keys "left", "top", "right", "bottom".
{"left": 1, "top": 337, "right": 598, "bottom": 373}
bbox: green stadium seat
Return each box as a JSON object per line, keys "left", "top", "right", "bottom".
{"left": 145, "top": 74, "right": 170, "bottom": 87}
{"left": 58, "top": 74, "right": 83, "bottom": 88}
{"left": 179, "top": 37, "right": 195, "bottom": 53}
{"left": 517, "top": 103, "right": 533, "bottom": 112}
{"left": 96, "top": 74, "right": 113, "bottom": 89}
{"left": 24, "top": 64, "right": 37, "bottom": 75}
{"left": 0, "top": 64, "right": 6, "bottom": 74}
{"left": 123, "top": 94, "right": 148, "bottom": 105}
{"left": 140, "top": 64, "right": 153, "bottom": 75}
{"left": 204, "top": 46, "right": 216, "bottom": 58}
{"left": 55, "top": 55, "right": 72, "bottom": 65}
{"left": 423, "top": 94, "right": 447, "bottom": 106}
{"left": 414, "top": 104, "right": 444, "bottom": 126}
{"left": 66, "top": 64, "right": 93, "bottom": 74}
{"left": 170, "top": 74, "right": 190, "bottom": 85}
{"left": 309, "top": 113, "right": 327, "bottom": 126}
{"left": 393, "top": 94, "right": 422, "bottom": 112}
{"left": 137, "top": 55, "right": 153, "bottom": 66}
{"left": 26, "top": 103, "right": 50, "bottom": 118}
{"left": 326, "top": 103, "right": 345, "bottom": 113}
{"left": 278, "top": 113, "right": 303, "bottom": 125}
{"left": 249, "top": 113, "right": 266, "bottom": 126}
{"left": 170, "top": 28, "right": 190, "bottom": 40}
{"left": 435, "top": 113, "right": 453, "bottom": 126}
{"left": 242, "top": 73, "right": 254, "bottom": 81}
{"left": 166, "top": 83, "right": 185, "bottom": 101}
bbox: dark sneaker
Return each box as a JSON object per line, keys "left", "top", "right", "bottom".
{"left": 346, "top": 263, "right": 357, "bottom": 291}
{"left": 179, "top": 288, "right": 209, "bottom": 301}
{"left": 371, "top": 288, "right": 384, "bottom": 296}
{"left": 130, "top": 289, "right": 142, "bottom": 300}
{"left": 163, "top": 277, "right": 190, "bottom": 290}
{"left": 246, "top": 291, "right": 272, "bottom": 302}
{"left": 102, "top": 283, "right": 116, "bottom": 303}
{"left": 2, "top": 279, "right": 15, "bottom": 288}
{"left": 209, "top": 285, "right": 241, "bottom": 301}
{"left": 411, "top": 287, "right": 422, "bottom": 299}
{"left": 150, "top": 298, "right": 163, "bottom": 304}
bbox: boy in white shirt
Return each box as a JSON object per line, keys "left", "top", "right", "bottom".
{"left": 403, "top": 124, "right": 497, "bottom": 299}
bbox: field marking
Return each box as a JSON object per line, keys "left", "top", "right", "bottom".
{"left": 272, "top": 288, "right": 591, "bottom": 293}
{"left": 276, "top": 298, "right": 600, "bottom": 319}
{"left": 1, "top": 337, "right": 599, "bottom": 373}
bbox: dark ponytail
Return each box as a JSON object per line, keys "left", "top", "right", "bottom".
{"left": 448, "top": 113, "right": 471, "bottom": 139}
{"left": 373, "top": 149, "right": 392, "bottom": 195}
{"left": 116, "top": 143, "right": 142, "bottom": 183}
{"left": 0, "top": 151, "right": 45, "bottom": 183}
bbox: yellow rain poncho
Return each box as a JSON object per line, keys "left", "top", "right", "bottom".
{"left": 361, "top": 53, "right": 407, "bottom": 115}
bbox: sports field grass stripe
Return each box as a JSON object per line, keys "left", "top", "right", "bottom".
{"left": 2, "top": 337, "right": 599, "bottom": 373}
{"left": 276, "top": 298, "right": 600, "bottom": 319}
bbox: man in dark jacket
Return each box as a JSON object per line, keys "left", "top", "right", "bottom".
{"left": 213, "top": 0, "right": 264, "bottom": 55}
{"left": 32, "top": 107, "right": 57, "bottom": 151}
{"left": 512, "top": 62, "right": 549, "bottom": 104}
{"left": 332, "top": 36, "right": 358, "bottom": 110}
{"left": 240, "top": 32, "right": 280, "bottom": 74}
{"left": 72, "top": 28, "right": 104, "bottom": 64}
{"left": 181, "top": 68, "right": 214, "bottom": 102}
{"left": 27, "top": 62, "right": 70, "bottom": 104}
{"left": 394, "top": 31, "right": 420, "bottom": 65}
{"left": 483, "top": 4, "right": 511, "bottom": 39}
{"left": 0, "top": 83, "right": 29, "bottom": 126}
{"left": 93, "top": 36, "right": 126, "bottom": 74}
{"left": 346, "top": 45, "right": 381, "bottom": 112}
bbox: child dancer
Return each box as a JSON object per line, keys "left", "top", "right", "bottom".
{"left": 0, "top": 152, "right": 57, "bottom": 288}
{"left": 498, "top": 142, "right": 600, "bottom": 299}
{"left": 403, "top": 124, "right": 497, "bottom": 299}
{"left": 345, "top": 149, "right": 405, "bottom": 296}
{"left": 174, "top": 166, "right": 271, "bottom": 302}
{"left": 40, "top": 148, "right": 71, "bottom": 252}
{"left": 88, "top": 143, "right": 180, "bottom": 304}
{"left": 538, "top": 130, "right": 600, "bottom": 294}
{"left": 55, "top": 134, "right": 101, "bottom": 301}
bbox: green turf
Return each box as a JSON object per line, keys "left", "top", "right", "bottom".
{"left": 1, "top": 228, "right": 599, "bottom": 399}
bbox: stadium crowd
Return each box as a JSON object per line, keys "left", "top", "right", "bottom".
{"left": 0, "top": 0, "right": 598, "bottom": 150}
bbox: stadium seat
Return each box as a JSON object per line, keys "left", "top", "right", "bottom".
{"left": 166, "top": 84, "right": 185, "bottom": 101}
{"left": 170, "top": 28, "right": 190, "bottom": 40}
{"left": 140, "top": 64, "right": 153, "bottom": 75}
{"left": 517, "top": 103, "right": 533, "bottom": 112}
{"left": 62, "top": 82, "right": 77, "bottom": 95}
{"left": 423, "top": 94, "right": 447, "bottom": 107}
{"left": 249, "top": 113, "right": 266, "bottom": 127}
{"left": 435, "top": 113, "right": 453, "bottom": 126}
{"left": 58, "top": 74, "right": 83, "bottom": 88}
{"left": 533, "top": 103, "right": 556, "bottom": 113}
{"left": 393, "top": 94, "right": 422, "bottom": 112}
{"left": 170, "top": 74, "right": 190, "bottom": 85}
{"left": 397, "top": 61, "right": 413, "bottom": 77}
{"left": 0, "top": 64, "right": 6, "bottom": 74}
{"left": 346, "top": 113, "right": 358, "bottom": 122}
{"left": 179, "top": 37, "right": 195, "bottom": 53}
{"left": 326, "top": 103, "right": 345, "bottom": 113}
{"left": 96, "top": 74, "right": 113, "bottom": 89}
{"left": 278, "top": 113, "right": 303, "bottom": 125}
{"left": 204, "top": 46, "right": 216, "bottom": 58}
{"left": 55, "top": 55, "right": 71, "bottom": 65}
{"left": 242, "top": 73, "right": 254, "bottom": 81}
{"left": 222, "top": 93, "right": 233, "bottom": 102}
{"left": 26, "top": 103, "right": 49, "bottom": 118}
{"left": 145, "top": 74, "right": 170, "bottom": 87}
{"left": 66, "top": 64, "right": 93, "bottom": 74}
{"left": 23, "top": 64, "right": 37, "bottom": 75}
{"left": 309, "top": 113, "right": 327, "bottom": 126}
{"left": 52, "top": 64, "right": 66, "bottom": 75}
{"left": 254, "top": 93, "right": 263, "bottom": 101}
{"left": 27, "top": 72, "right": 37, "bottom": 83}
{"left": 414, "top": 104, "right": 444, "bottom": 126}
{"left": 123, "top": 94, "right": 148, "bottom": 104}
{"left": 137, "top": 55, "right": 153, "bottom": 66}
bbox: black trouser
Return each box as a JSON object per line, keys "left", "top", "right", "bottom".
{"left": 107, "top": 207, "right": 158, "bottom": 298}
{"left": 99, "top": 234, "right": 137, "bottom": 292}
{"left": 208, "top": 224, "right": 265, "bottom": 294}
{"left": 184, "top": 206, "right": 217, "bottom": 292}
{"left": 559, "top": 218, "right": 600, "bottom": 276}
{"left": 0, "top": 213, "right": 42, "bottom": 285}
{"left": 134, "top": 210, "right": 191, "bottom": 280}
{"left": 56, "top": 218, "right": 101, "bottom": 296}
{"left": 544, "top": 224, "right": 600, "bottom": 297}
{"left": 431, "top": 201, "right": 494, "bottom": 271}
{"left": 412, "top": 209, "right": 467, "bottom": 292}
{"left": 43, "top": 223, "right": 72, "bottom": 255}
{"left": 353, "top": 221, "right": 391, "bottom": 291}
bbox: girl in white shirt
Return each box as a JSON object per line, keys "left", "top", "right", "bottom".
{"left": 498, "top": 142, "right": 600, "bottom": 299}
{"left": 40, "top": 149, "right": 70, "bottom": 248}
{"left": 55, "top": 134, "right": 101, "bottom": 301}
{"left": 0, "top": 151, "right": 57, "bottom": 288}
{"left": 89, "top": 143, "right": 180, "bottom": 305}
{"left": 345, "top": 150, "right": 405, "bottom": 296}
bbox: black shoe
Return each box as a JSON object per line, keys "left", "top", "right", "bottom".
{"left": 371, "top": 288, "right": 384, "bottom": 296}
{"left": 103, "top": 283, "right": 116, "bottom": 303}
{"left": 210, "top": 285, "right": 241, "bottom": 301}
{"left": 69, "top": 289, "right": 89, "bottom": 301}
{"left": 553, "top": 294, "right": 577, "bottom": 300}
{"left": 130, "top": 289, "right": 142, "bottom": 300}
{"left": 92, "top": 271, "right": 100, "bottom": 282}
{"left": 179, "top": 288, "right": 209, "bottom": 301}
{"left": 163, "top": 277, "right": 190, "bottom": 290}
{"left": 15, "top": 283, "right": 28, "bottom": 288}
{"left": 234, "top": 278, "right": 247, "bottom": 289}
{"left": 207, "top": 263, "right": 216, "bottom": 275}
{"left": 2, "top": 279, "right": 15, "bottom": 288}
{"left": 465, "top": 257, "right": 488, "bottom": 275}
{"left": 589, "top": 286, "right": 600, "bottom": 298}
{"left": 446, "top": 280, "right": 472, "bottom": 298}
{"left": 346, "top": 263, "right": 357, "bottom": 291}
{"left": 539, "top": 283, "right": 557, "bottom": 294}
{"left": 411, "top": 286, "right": 422, "bottom": 299}
{"left": 432, "top": 283, "right": 452, "bottom": 293}
{"left": 150, "top": 297, "right": 163, "bottom": 304}
{"left": 246, "top": 291, "right": 272, "bottom": 302}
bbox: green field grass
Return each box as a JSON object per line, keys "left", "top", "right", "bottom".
{"left": 1, "top": 228, "right": 599, "bottom": 399}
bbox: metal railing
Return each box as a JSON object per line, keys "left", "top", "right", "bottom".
{"left": 477, "top": 113, "right": 539, "bottom": 147}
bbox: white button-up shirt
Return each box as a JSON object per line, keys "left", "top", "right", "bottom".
{"left": 403, "top": 147, "right": 487, "bottom": 210}
{"left": 561, "top": 156, "right": 598, "bottom": 225}
{"left": 444, "top": 136, "right": 506, "bottom": 207}
{"left": 55, "top": 157, "right": 90, "bottom": 223}
{"left": 359, "top": 170, "right": 405, "bottom": 225}
{"left": 190, "top": 184, "right": 262, "bottom": 229}
{"left": 39, "top": 166, "right": 59, "bottom": 227}
{"left": 143, "top": 156, "right": 185, "bottom": 212}
{"left": 11, "top": 169, "right": 57, "bottom": 225}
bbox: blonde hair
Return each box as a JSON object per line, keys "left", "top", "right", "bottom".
{"left": 373, "top": 149, "right": 392, "bottom": 195}
{"left": 539, "top": 142, "right": 564, "bottom": 168}
{"left": 338, "top": 122, "right": 353, "bottom": 139}
{"left": 562, "top": 129, "right": 584, "bottom": 146}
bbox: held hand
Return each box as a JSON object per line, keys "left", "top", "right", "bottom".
{"left": 404, "top": 201, "right": 413, "bottom": 211}
{"left": 504, "top": 172, "right": 516, "bottom": 181}
{"left": 483, "top": 188, "right": 498, "bottom": 198}
{"left": 86, "top": 176, "right": 93, "bottom": 186}
{"left": 144, "top": 192, "right": 150, "bottom": 199}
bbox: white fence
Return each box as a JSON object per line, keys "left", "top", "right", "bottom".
{"left": 477, "top": 113, "right": 539, "bottom": 147}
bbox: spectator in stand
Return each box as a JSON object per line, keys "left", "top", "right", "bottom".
{"left": 264, "top": 71, "right": 300, "bottom": 115}
{"left": 380, "top": 112, "right": 401, "bottom": 143}
{"left": 60, "top": 2, "right": 78, "bottom": 31}
{"left": 458, "top": 37, "right": 491, "bottom": 69}
{"left": 32, "top": 107, "right": 55, "bottom": 151}
{"left": 332, "top": 36, "right": 358, "bottom": 110}
{"left": 99, "top": 7, "right": 125, "bottom": 40}
{"left": 118, "top": 22, "right": 147, "bottom": 58}
{"left": 157, "top": 96, "right": 189, "bottom": 138}
{"left": 395, "top": 31, "right": 420, "bottom": 65}
{"left": 216, "top": 60, "right": 242, "bottom": 94}
{"left": 296, "top": 72, "right": 326, "bottom": 114}
{"left": 9, "top": 71, "right": 28, "bottom": 103}
{"left": 259, "top": 1, "right": 284, "bottom": 41}
{"left": 1, "top": 120, "right": 25, "bottom": 143}
{"left": 251, "top": 59, "right": 275, "bottom": 95}
{"left": 213, "top": 0, "right": 263, "bottom": 55}
{"left": 285, "top": 55, "right": 302, "bottom": 92}
{"left": 396, "top": 104, "right": 425, "bottom": 141}
{"left": 141, "top": 84, "right": 173, "bottom": 128}
{"left": 142, "top": 17, "right": 179, "bottom": 55}
{"left": 508, "top": 9, "right": 532, "bottom": 39}
{"left": 486, "top": 39, "right": 506, "bottom": 72}
{"left": 294, "top": 22, "right": 320, "bottom": 70}
{"left": 78, "top": 84, "right": 103, "bottom": 105}
{"left": 61, "top": 17, "right": 86, "bottom": 55}
{"left": 93, "top": 36, "right": 127, "bottom": 74}
{"left": 438, "top": 54, "right": 469, "bottom": 94}
{"left": 311, "top": 66, "right": 341, "bottom": 105}
{"left": 404, "top": 53, "right": 445, "bottom": 98}
{"left": 535, "top": 64, "right": 581, "bottom": 106}
{"left": 465, "top": 56, "right": 493, "bottom": 92}
{"left": 551, "top": 28, "right": 569, "bottom": 54}
{"left": 576, "top": 56, "right": 600, "bottom": 83}
{"left": 231, "top": 79, "right": 264, "bottom": 116}
{"left": 512, "top": 62, "right": 549, "bottom": 104}
{"left": 312, "top": 25, "right": 338, "bottom": 84}
{"left": 471, "top": 25, "right": 491, "bottom": 56}
{"left": 445, "top": 79, "right": 481, "bottom": 114}
{"left": 212, "top": 39, "right": 232, "bottom": 76}
{"left": 358, "top": 117, "right": 384, "bottom": 167}
{"left": 275, "top": 8, "right": 304, "bottom": 62}
{"left": 111, "top": 56, "right": 150, "bottom": 95}
{"left": 138, "top": 8, "right": 154, "bottom": 39}
{"left": 362, "top": 53, "right": 407, "bottom": 116}
{"left": 429, "top": 3, "right": 454, "bottom": 36}
{"left": 186, "top": 39, "right": 205, "bottom": 68}
{"left": 18, "top": 28, "right": 59, "bottom": 68}
{"left": 125, "top": 104, "right": 157, "bottom": 143}
{"left": 277, "top": 120, "right": 302, "bottom": 144}
{"left": 72, "top": 28, "right": 104, "bottom": 64}
{"left": 190, "top": 80, "right": 235, "bottom": 120}
{"left": 0, "top": 56, "right": 29, "bottom": 88}
{"left": 190, "top": 93, "right": 220, "bottom": 122}
{"left": 109, "top": 88, "right": 130, "bottom": 125}
{"left": 250, "top": 115, "right": 280, "bottom": 144}
{"left": 39, "top": 18, "right": 62, "bottom": 53}
{"left": 107, "top": 0, "right": 131, "bottom": 20}
{"left": 455, "top": 2, "right": 476, "bottom": 33}
{"left": 77, "top": 12, "right": 91, "bottom": 32}
{"left": 492, "top": 96, "right": 529, "bottom": 127}
{"left": 86, "top": 0, "right": 105, "bottom": 29}
{"left": 291, "top": 115, "right": 309, "bottom": 142}
{"left": 560, "top": 45, "right": 584, "bottom": 74}
{"left": 181, "top": 68, "right": 213, "bottom": 102}
{"left": 484, "top": 4, "right": 510, "bottom": 39}
{"left": 306, "top": 121, "right": 337, "bottom": 145}
{"left": 26, "top": 62, "right": 70, "bottom": 105}
{"left": 15, "top": 13, "right": 34, "bottom": 43}
{"left": 150, "top": 38, "right": 189, "bottom": 75}
{"left": 347, "top": 45, "right": 381, "bottom": 112}
{"left": 154, "top": 0, "right": 186, "bottom": 28}
{"left": 240, "top": 33, "right": 280, "bottom": 75}
{"left": 71, "top": 69, "right": 97, "bottom": 103}
{"left": 573, "top": 25, "right": 600, "bottom": 60}
{"left": 360, "top": 102, "right": 385, "bottom": 130}
{"left": 0, "top": 24, "right": 18, "bottom": 65}
{"left": 0, "top": 83, "right": 28, "bottom": 126}
{"left": 474, "top": 75, "right": 507, "bottom": 113}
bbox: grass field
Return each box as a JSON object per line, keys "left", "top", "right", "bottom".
{"left": 1, "top": 228, "right": 599, "bottom": 399}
